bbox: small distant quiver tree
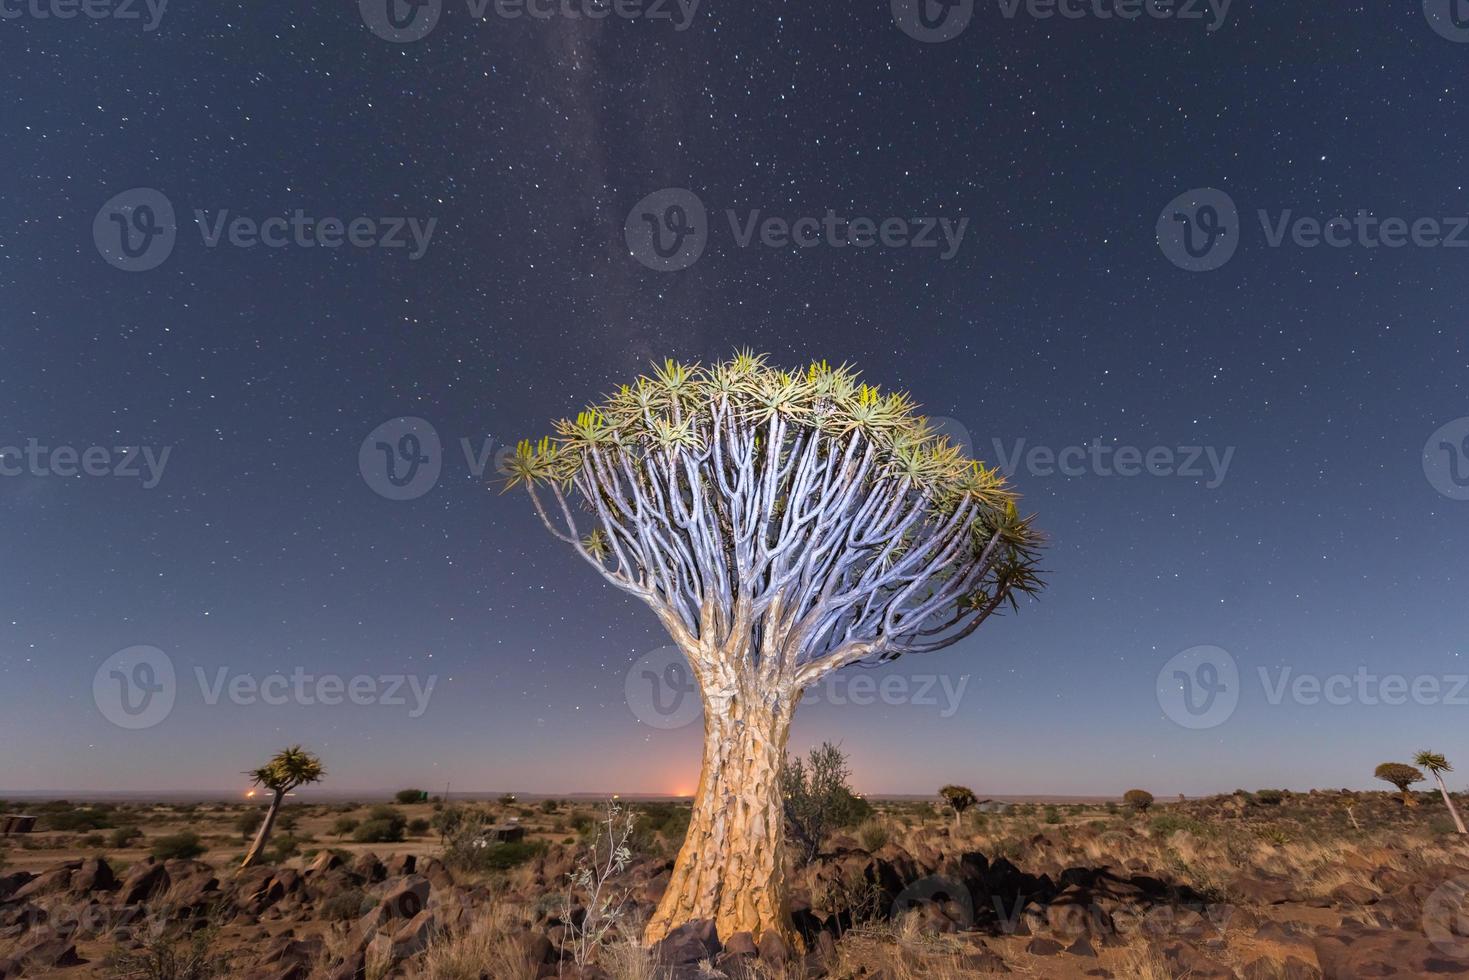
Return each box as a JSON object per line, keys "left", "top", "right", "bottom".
{"left": 1414, "top": 751, "right": 1466, "bottom": 833}
{"left": 1374, "top": 762, "right": 1425, "bottom": 807}
{"left": 240, "top": 746, "right": 325, "bottom": 870}
{"left": 508, "top": 354, "right": 1043, "bottom": 944}
{"left": 939, "top": 785, "right": 979, "bottom": 829}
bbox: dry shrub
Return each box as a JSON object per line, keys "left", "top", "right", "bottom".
{"left": 413, "top": 904, "right": 536, "bottom": 980}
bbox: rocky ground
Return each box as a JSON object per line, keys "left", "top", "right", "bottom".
{"left": 3, "top": 790, "right": 1469, "bottom": 977}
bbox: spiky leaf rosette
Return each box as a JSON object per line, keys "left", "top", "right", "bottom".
{"left": 1415, "top": 751, "right": 1452, "bottom": 775}
{"left": 247, "top": 745, "right": 326, "bottom": 794}
{"left": 508, "top": 353, "right": 1042, "bottom": 684}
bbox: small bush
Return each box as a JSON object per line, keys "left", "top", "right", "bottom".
{"left": 408, "top": 818, "right": 431, "bottom": 835}
{"left": 152, "top": 832, "right": 206, "bottom": 861}
{"left": 109, "top": 826, "right": 144, "bottom": 849}
{"left": 1151, "top": 813, "right": 1209, "bottom": 837}
{"left": 38, "top": 807, "right": 114, "bottom": 832}
{"left": 857, "top": 821, "right": 889, "bottom": 851}
{"left": 1123, "top": 789, "right": 1154, "bottom": 813}
{"left": 1255, "top": 789, "right": 1285, "bottom": 806}
{"left": 331, "top": 816, "right": 360, "bottom": 838}
{"left": 321, "top": 889, "right": 368, "bottom": 921}
{"left": 353, "top": 819, "right": 405, "bottom": 844}
{"left": 236, "top": 812, "right": 262, "bottom": 839}
{"left": 442, "top": 812, "right": 546, "bottom": 873}
{"left": 396, "top": 789, "right": 427, "bottom": 805}
{"left": 267, "top": 835, "right": 303, "bottom": 862}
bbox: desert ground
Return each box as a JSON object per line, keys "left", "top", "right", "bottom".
{"left": 3, "top": 789, "right": 1468, "bottom": 978}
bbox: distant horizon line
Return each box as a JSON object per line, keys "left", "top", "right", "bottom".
{"left": 0, "top": 787, "right": 1399, "bottom": 804}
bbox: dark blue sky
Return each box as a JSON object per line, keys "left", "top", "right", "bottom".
{"left": 2, "top": 0, "right": 1466, "bottom": 797}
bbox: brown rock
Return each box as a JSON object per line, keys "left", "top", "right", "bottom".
{"left": 757, "top": 929, "right": 790, "bottom": 965}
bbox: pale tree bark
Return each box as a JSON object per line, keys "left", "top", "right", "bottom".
{"left": 1433, "top": 773, "right": 1468, "bottom": 834}
{"left": 512, "top": 360, "right": 1042, "bottom": 948}
{"left": 645, "top": 658, "right": 801, "bottom": 946}
{"left": 240, "top": 789, "right": 283, "bottom": 870}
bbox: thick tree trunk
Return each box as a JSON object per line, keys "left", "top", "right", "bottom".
{"left": 644, "top": 686, "right": 799, "bottom": 946}
{"left": 1402, "top": 788, "right": 1419, "bottom": 808}
{"left": 1435, "top": 774, "right": 1468, "bottom": 834}
{"left": 239, "top": 790, "right": 283, "bottom": 870}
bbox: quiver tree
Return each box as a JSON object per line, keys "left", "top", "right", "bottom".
{"left": 1123, "top": 789, "right": 1154, "bottom": 813}
{"left": 939, "top": 785, "right": 979, "bottom": 829}
{"left": 239, "top": 746, "right": 325, "bottom": 870}
{"left": 508, "top": 354, "right": 1042, "bottom": 944}
{"left": 1415, "top": 751, "right": 1467, "bottom": 833}
{"left": 1374, "top": 762, "right": 1424, "bottom": 807}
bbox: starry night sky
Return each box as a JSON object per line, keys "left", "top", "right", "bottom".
{"left": 2, "top": 1, "right": 1467, "bottom": 798}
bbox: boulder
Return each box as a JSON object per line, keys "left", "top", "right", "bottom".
{"left": 1313, "top": 926, "right": 1469, "bottom": 978}
{"left": 119, "top": 859, "right": 170, "bottom": 905}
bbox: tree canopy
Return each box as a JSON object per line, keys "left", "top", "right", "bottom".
{"left": 507, "top": 353, "right": 1042, "bottom": 679}
{"left": 247, "top": 746, "right": 325, "bottom": 795}
{"left": 1374, "top": 762, "right": 1424, "bottom": 790}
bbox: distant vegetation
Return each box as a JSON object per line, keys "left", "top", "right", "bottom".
{"left": 1124, "top": 789, "right": 1154, "bottom": 813}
